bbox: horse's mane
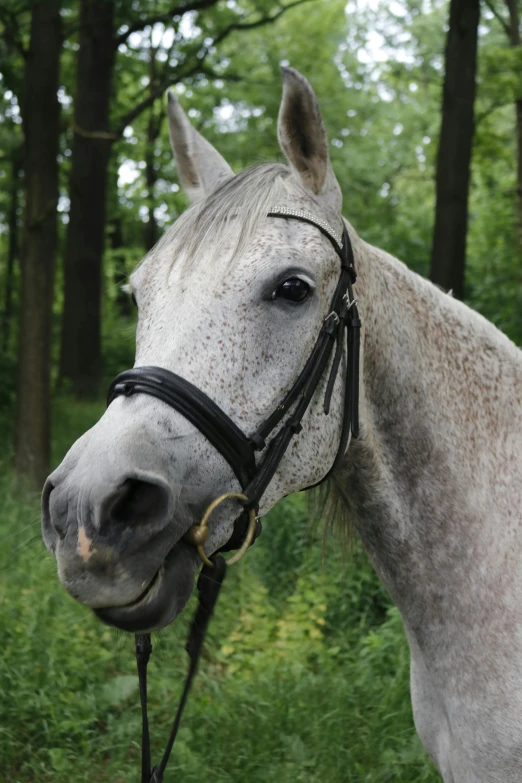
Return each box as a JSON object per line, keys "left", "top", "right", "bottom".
{"left": 149, "top": 162, "right": 291, "bottom": 279}
{"left": 313, "top": 473, "right": 354, "bottom": 542}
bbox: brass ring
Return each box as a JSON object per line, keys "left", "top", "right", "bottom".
{"left": 185, "top": 492, "right": 257, "bottom": 568}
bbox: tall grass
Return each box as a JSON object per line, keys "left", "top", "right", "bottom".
{"left": 0, "top": 399, "right": 440, "bottom": 782}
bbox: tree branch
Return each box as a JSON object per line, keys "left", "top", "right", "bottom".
{"left": 198, "top": 64, "right": 243, "bottom": 82}
{"left": 114, "top": 0, "right": 314, "bottom": 136}
{"left": 115, "top": 56, "right": 205, "bottom": 135}
{"left": 503, "top": 0, "right": 521, "bottom": 47}
{"left": 475, "top": 98, "right": 511, "bottom": 126}
{"left": 483, "top": 0, "right": 511, "bottom": 37}
{"left": 210, "top": 0, "right": 313, "bottom": 48}
{"left": 0, "top": 7, "right": 28, "bottom": 59}
{"left": 114, "top": 0, "right": 220, "bottom": 49}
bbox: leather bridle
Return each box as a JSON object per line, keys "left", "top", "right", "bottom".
{"left": 106, "top": 207, "right": 361, "bottom": 782}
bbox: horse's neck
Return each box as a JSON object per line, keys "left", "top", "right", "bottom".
{"left": 342, "top": 234, "right": 522, "bottom": 639}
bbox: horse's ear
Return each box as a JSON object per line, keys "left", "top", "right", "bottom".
{"left": 277, "top": 67, "right": 341, "bottom": 212}
{"left": 167, "top": 90, "right": 233, "bottom": 203}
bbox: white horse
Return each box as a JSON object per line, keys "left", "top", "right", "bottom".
{"left": 42, "top": 68, "right": 522, "bottom": 782}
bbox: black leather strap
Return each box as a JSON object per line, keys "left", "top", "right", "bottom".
{"left": 135, "top": 633, "right": 152, "bottom": 783}
{"left": 107, "top": 366, "right": 257, "bottom": 490}
{"left": 135, "top": 556, "right": 227, "bottom": 783}
{"left": 267, "top": 212, "right": 356, "bottom": 281}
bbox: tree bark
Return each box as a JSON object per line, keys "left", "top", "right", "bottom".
{"left": 110, "top": 217, "right": 132, "bottom": 318}
{"left": 14, "top": 0, "right": 61, "bottom": 486}
{"left": 515, "top": 97, "right": 522, "bottom": 240}
{"left": 58, "top": 0, "right": 308, "bottom": 396}
{"left": 503, "top": 0, "right": 522, "bottom": 240}
{"left": 144, "top": 109, "right": 164, "bottom": 251}
{"left": 144, "top": 37, "right": 164, "bottom": 252}
{"left": 429, "top": 0, "right": 480, "bottom": 299}
{"left": 1, "top": 148, "right": 22, "bottom": 354}
{"left": 59, "top": 0, "right": 115, "bottom": 396}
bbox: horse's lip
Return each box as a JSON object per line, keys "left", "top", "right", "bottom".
{"left": 124, "top": 567, "right": 161, "bottom": 608}
{"left": 93, "top": 567, "right": 165, "bottom": 632}
{"left": 93, "top": 541, "right": 197, "bottom": 633}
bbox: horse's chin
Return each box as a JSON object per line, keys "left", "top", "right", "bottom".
{"left": 94, "top": 541, "right": 198, "bottom": 633}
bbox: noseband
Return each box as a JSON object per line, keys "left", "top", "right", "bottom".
{"left": 106, "top": 208, "right": 361, "bottom": 782}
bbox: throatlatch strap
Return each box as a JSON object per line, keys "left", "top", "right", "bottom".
{"left": 136, "top": 556, "right": 227, "bottom": 783}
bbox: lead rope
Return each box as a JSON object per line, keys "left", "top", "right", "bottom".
{"left": 136, "top": 633, "right": 152, "bottom": 781}
{"left": 135, "top": 555, "right": 227, "bottom": 783}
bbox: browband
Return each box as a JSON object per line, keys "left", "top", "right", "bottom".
{"left": 267, "top": 207, "right": 344, "bottom": 255}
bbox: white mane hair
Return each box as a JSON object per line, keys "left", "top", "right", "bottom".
{"left": 148, "top": 162, "right": 292, "bottom": 278}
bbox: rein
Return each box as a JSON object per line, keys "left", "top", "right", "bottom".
{"left": 106, "top": 208, "right": 361, "bottom": 782}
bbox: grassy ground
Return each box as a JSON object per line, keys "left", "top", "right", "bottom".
{"left": 0, "top": 398, "right": 441, "bottom": 782}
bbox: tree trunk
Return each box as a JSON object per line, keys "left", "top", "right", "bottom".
{"left": 1, "top": 149, "right": 22, "bottom": 354}
{"left": 515, "top": 97, "right": 522, "bottom": 239}
{"left": 57, "top": 0, "right": 306, "bottom": 396}
{"left": 144, "top": 109, "right": 161, "bottom": 251}
{"left": 429, "top": 0, "right": 480, "bottom": 299}
{"left": 59, "top": 0, "right": 115, "bottom": 396}
{"left": 110, "top": 217, "right": 132, "bottom": 318}
{"left": 14, "top": 0, "right": 61, "bottom": 487}
{"left": 503, "top": 0, "right": 522, "bottom": 241}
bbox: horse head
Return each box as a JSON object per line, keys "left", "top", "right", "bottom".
{"left": 42, "top": 68, "right": 356, "bottom": 632}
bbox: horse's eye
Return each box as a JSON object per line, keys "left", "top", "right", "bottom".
{"left": 273, "top": 277, "right": 310, "bottom": 303}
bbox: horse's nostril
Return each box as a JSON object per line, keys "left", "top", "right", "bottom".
{"left": 42, "top": 478, "right": 64, "bottom": 547}
{"left": 106, "top": 478, "right": 172, "bottom": 530}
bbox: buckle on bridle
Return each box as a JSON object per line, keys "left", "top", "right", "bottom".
{"left": 343, "top": 291, "right": 359, "bottom": 310}
{"left": 324, "top": 310, "right": 340, "bottom": 325}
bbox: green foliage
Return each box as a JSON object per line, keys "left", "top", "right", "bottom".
{"left": 0, "top": 397, "right": 440, "bottom": 782}
{"left": 1, "top": 0, "right": 521, "bottom": 779}
{"left": 0, "top": 351, "right": 17, "bottom": 411}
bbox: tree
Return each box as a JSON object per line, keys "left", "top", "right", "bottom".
{"left": 484, "top": 0, "right": 522, "bottom": 237}
{"left": 1, "top": 145, "right": 22, "bottom": 354}
{"left": 429, "top": 0, "right": 481, "bottom": 298}
{"left": 0, "top": 6, "right": 28, "bottom": 356}
{"left": 143, "top": 29, "right": 167, "bottom": 252}
{"left": 58, "top": 0, "right": 312, "bottom": 397}
{"left": 14, "top": 0, "right": 62, "bottom": 486}
{"left": 59, "top": 0, "right": 116, "bottom": 397}
{"left": 504, "top": 0, "right": 522, "bottom": 239}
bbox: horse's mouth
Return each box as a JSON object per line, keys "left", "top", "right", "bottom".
{"left": 126, "top": 567, "right": 163, "bottom": 607}
{"left": 93, "top": 541, "right": 197, "bottom": 633}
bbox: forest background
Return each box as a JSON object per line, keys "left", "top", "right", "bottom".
{"left": 0, "top": 0, "right": 521, "bottom": 780}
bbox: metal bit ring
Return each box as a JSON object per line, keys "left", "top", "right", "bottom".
{"left": 185, "top": 492, "right": 257, "bottom": 568}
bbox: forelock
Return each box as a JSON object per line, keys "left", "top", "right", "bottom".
{"left": 145, "top": 163, "right": 292, "bottom": 281}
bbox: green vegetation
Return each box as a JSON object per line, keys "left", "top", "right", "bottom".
{"left": 1, "top": 0, "right": 521, "bottom": 779}
{"left": 0, "top": 400, "right": 439, "bottom": 782}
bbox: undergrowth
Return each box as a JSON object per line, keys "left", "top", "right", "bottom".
{"left": 0, "top": 399, "right": 440, "bottom": 782}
